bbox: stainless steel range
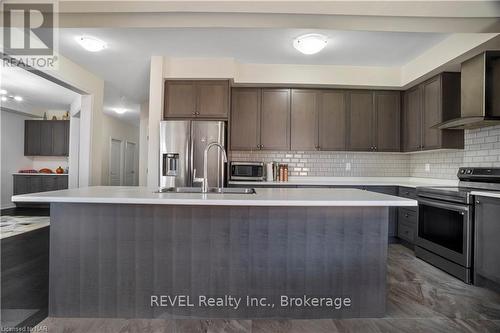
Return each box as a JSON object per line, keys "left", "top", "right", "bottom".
{"left": 416, "top": 167, "right": 500, "bottom": 284}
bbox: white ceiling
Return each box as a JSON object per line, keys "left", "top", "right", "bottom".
{"left": 0, "top": 66, "right": 79, "bottom": 115}
{"left": 57, "top": 27, "right": 449, "bottom": 117}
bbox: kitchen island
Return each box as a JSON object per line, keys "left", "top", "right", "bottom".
{"left": 12, "top": 187, "right": 416, "bottom": 319}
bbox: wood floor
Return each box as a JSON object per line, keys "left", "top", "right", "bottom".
{"left": 32, "top": 244, "right": 500, "bottom": 333}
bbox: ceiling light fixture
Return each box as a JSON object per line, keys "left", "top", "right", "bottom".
{"left": 13, "top": 96, "right": 23, "bottom": 102}
{"left": 1, "top": 96, "right": 7, "bottom": 102}
{"left": 293, "top": 34, "right": 328, "bottom": 55}
{"left": 76, "top": 36, "right": 107, "bottom": 52}
{"left": 112, "top": 107, "right": 127, "bottom": 114}
{"left": 0, "top": 89, "right": 7, "bottom": 95}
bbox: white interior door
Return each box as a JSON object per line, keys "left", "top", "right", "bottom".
{"left": 110, "top": 138, "right": 123, "bottom": 185}
{"left": 124, "top": 141, "right": 137, "bottom": 186}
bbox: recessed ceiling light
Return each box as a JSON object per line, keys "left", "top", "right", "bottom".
{"left": 75, "top": 36, "right": 107, "bottom": 52}
{"left": 293, "top": 34, "right": 328, "bottom": 55}
{"left": 1, "top": 96, "right": 7, "bottom": 102}
{"left": 112, "top": 108, "right": 127, "bottom": 114}
{"left": 13, "top": 96, "right": 23, "bottom": 101}
{"left": 0, "top": 89, "right": 7, "bottom": 95}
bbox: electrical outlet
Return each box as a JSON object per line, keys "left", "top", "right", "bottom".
{"left": 425, "top": 163, "right": 431, "bottom": 172}
{"left": 346, "top": 162, "right": 351, "bottom": 171}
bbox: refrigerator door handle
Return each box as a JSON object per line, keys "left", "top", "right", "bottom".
{"left": 189, "top": 122, "right": 194, "bottom": 187}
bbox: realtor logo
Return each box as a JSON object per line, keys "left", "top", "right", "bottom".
{"left": 1, "top": 1, "right": 59, "bottom": 69}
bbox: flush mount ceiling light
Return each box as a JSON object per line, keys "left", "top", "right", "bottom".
{"left": 1, "top": 96, "right": 7, "bottom": 102}
{"left": 13, "top": 96, "right": 23, "bottom": 101}
{"left": 293, "top": 34, "right": 328, "bottom": 55}
{"left": 112, "top": 107, "right": 127, "bottom": 114}
{"left": 0, "top": 89, "right": 7, "bottom": 95}
{"left": 76, "top": 36, "right": 107, "bottom": 52}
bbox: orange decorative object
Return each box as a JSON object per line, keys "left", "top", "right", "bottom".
{"left": 56, "top": 166, "right": 64, "bottom": 174}
{"left": 39, "top": 168, "right": 53, "bottom": 174}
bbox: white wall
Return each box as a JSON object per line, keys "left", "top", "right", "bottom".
{"left": 147, "top": 56, "right": 164, "bottom": 188}
{"left": 100, "top": 114, "right": 140, "bottom": 186}
{"left": 139, "top": 101, "right": 149, "bottom": 186}
{"left": 0, "top": 111, "right": 36, "bottom": 209}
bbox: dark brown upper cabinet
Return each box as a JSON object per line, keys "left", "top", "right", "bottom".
{"left": 230, "top": 88, "right": 290, "bottom": 151}
{"left": 318, "top": 90, "right": 347, "bottom": 151}
{"left": 290, "top": 89, "right": 348, "bottom": 151}
{"left": 260, "top": 89, "right": 291, "bottom": 150}
{"left": 25, "top": 120, "right": 69, "bottom": 156}
{"left": 375, "top": 91, "right": 401, "bottom": 152}
{"left": 402, "top": 73, "right": 463, "bottom": 152}
{"left": 164, "top": 80, "right": 229, "bottom": 119}
{"left": 347, "top": 90, "right": 400, "bottom": 152}
{"left": 291, "top": 89, "right": 319, "bottom": 150}
{"left": 230, "top": 88, "right": 261, "bottom": 151}
{"left": 348, "top": 91, "right": 374, "bottom": 151}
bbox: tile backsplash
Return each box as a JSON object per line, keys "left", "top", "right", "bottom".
{"left": 229, "top": 151, "right": 409, "bottom": 177}
{"left": 230, "top": 125, "right": 500, "bottom": 180}
{"left": 410, "top": 125, "right": 500, "bottom": 179}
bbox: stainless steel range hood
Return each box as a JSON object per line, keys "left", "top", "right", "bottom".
{"left": 435, "top": 51, "right": 500, "bottom": 130}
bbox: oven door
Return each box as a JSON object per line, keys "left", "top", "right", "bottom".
{"left": 417, "top": 198, "right": 472, "bottom": 268}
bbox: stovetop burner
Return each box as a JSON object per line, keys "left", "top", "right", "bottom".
{"left": 417, "top": 168, "right": 500, "bottom": 204}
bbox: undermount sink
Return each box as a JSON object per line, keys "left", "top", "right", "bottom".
{"left": 157, "top": 187, "right": 256, "bottom": 194}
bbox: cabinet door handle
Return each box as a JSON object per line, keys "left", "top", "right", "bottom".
{"left": 476, "top": 200, "right": 480, "bottom": 204}
{"left": 260, "top": 144, "right": 264, "bottom": 149}
{"left": 405, "top": 213, "right": 409, "bottom": 218}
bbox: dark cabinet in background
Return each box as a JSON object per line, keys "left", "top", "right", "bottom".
{"left": 402, "top": 73, "right": 463, "bottom": 152}
{"left": 230, "top": 88, "right": 290, "bottom": 151}
{"left": 474, "top": 196, "right": 500, "bottom": 291}
{"left": 348, "top": 90, "right": 400, "bottom": 152}
{"left": 318, "top": 90, "right": 347, "bottom": 150}
{"left": 13, "top": 175, "right": 68, "bottom": 196}
{"left": 24, "top": 120, "right": 69, "bottom": 156}
{"left": 261, "top": 89, "right": 291, "bottom": 150}
{"left": 230, "top": 88, "right": 261, "bottom": 150}
{"left": 375, "top": 91, "right": 401, "bottom": 152}
{"left": 290, "top": 89, "right": 348, "bottom": 151}
{"left": 164, "top": 80, "right": 229, "bottom": 119}
{"left": 291, "top": 89, "right": 318, "bottom": 150}
{"left": 348, "top": 91, "right": 374, "bottom": 151}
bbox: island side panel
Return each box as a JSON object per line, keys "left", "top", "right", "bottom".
{"left": 49, "top": 203, "right": 388, "bottom": 319}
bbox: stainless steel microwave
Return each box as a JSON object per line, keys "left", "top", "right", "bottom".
{"left": 230, "top": 162, "right": 265, "bottom": 181}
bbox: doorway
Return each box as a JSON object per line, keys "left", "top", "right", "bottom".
{"left": 124, "top": 141, "right": 137, "bottom": 186}
{"left": 109, "top": 138, "right": 123, "bottom": 185}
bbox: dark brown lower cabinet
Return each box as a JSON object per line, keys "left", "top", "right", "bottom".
{"left": 474, "top": 196, "right": 500, "bottom": 291}
{"left": 13, "top": 175, "right": 68, "bottom": 195}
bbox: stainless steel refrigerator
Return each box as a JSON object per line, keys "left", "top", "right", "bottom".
{"left": 159, "top": 120, "right": 226, "bottom": 189}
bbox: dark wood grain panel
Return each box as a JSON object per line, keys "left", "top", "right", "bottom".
{"left": 260, "top": 89, "right": 291, "bottom": 150}
{"left": 49, "top": 203, "right": 388, "bottom": 319}
{"left": 318, "top": 90, "right": 347, "bottom": 151}
{"left": 348, "top": 91, "right": 374, "bottom": 151}
{"left": 230, "top": 88, "right": 261, "bottom": 150}
{"left": 291, "top": 89, "right": 319, "bottom": 150}
{"left": 375, "top": 91, "right": 400, "bottom": 152}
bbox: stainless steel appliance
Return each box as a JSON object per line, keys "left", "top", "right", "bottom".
{"left": 159, "top": 120, "right": 226, "bottom": 189}
{"left": 417, "top": 167, "right": 500, "bottom": 284}
{"left": 230, "top": 162, "right": 265, "bottom": 181}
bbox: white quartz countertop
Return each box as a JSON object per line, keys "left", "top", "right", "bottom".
{"left": 229, "top": 176, "right": 458, "bottom": 188}
{"left": 471, "top": 191, "right": 500, "bottom": 200}
{"left": 11, "top": 186, "right": 417, "bottom": 207}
